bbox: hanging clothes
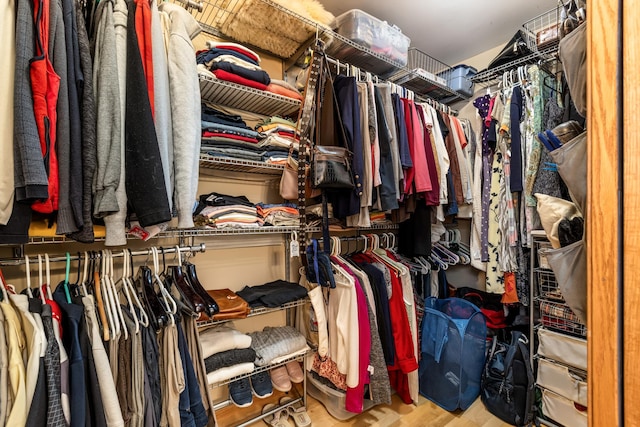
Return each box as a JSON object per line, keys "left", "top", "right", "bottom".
{"left": 124, "top": 0, "right": 171, "bottom": 228}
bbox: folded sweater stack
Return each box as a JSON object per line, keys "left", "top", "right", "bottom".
{"left": 200, "top": 325, "right": 256, "bottom": 384}
{"left": 196, "top": 40, "right": 303, "bottom": 100}
{"left": 249, "top": 326, "right": 309, "bottom": 367}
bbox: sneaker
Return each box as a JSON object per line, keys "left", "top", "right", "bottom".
{"left": 229, "top": 377, "right": 253, "bottom": 408}
{"left": 250, "top": 370, "right": 273, "bottom": 398}
{"left": 269, "top": 365, "right": 292, "bottom": 392}
{"left": 285, "top": 361, "right": 304, "bottom": 384}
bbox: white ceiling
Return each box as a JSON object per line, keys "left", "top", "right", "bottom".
{"left": 319, "top": 0, "right": 558, "bottom": 65}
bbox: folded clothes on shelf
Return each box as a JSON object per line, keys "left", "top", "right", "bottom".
{"left": 249, "top": 326, "right": 308, "bottom": 366}
{"left": 202, "top": 103, "right": 253, "bottom": 130}
{"left": 204, "top": 347, "right": 257, "bottom": 373}
{"left": 236, "top": 279, "right": 308, "bottom": 308}
{"left": 200, "top": 324, "right": 253, "bottom": 359}
{"left": 206, "top": 362, "right": 255, "bottom": 385}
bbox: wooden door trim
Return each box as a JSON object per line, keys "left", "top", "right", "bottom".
{"left": 588, "top": 0, "right": 620, "bottom": 425}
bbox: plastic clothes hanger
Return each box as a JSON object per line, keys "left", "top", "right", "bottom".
{"left": 92, "top": 252, "right": 110, "bottom": 341}
{"left": 80, "top": 251, "right": 89, "bottom": 297}
{"left": 137, "top": 250, "right": 168, "bottom": 331}
{"left": 63, "top": 253, "right": 72, "bottom": 303}
{"left": 152, "top": 247, "right": 177, "bottom": 325}
{"left": 107, "top": 250, "right": 129, "bottom": 340}
{"left": 124, "top": 249, "right": 149, "bottom": 329}
{"left": 168, "top": 246, "right": 204, "bottom": 316}
{"left": 24, "top": 255, "right": 33, "bottom": 298}
{"left": 100, "top": 250, "right": 118, "bottom": 340}
{"left": 183, "top": 251, "right": 219, "bottom": 317}
{"left": 117, "top": 250, "right": 139, "bottom": 335}
{"left": 37, "top": 255, "right": 46, "bottom": 304}
{"left": 44, "top": 254, "right": 53, "bottom": 300}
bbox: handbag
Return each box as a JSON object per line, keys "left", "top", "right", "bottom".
{"left": 205, "top": 288, "right": 251, "bottom": 320}
{"left": 279, "top": 149, "right": 299, "bottom": 200}
{"left": 311, "top": 145, "right": 355, "bottom": 189}
{"left": 311, "top": 52, "right": 355, "bottom": 190}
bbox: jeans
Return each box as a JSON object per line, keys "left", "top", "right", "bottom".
{"left": 177, "top": 320, "right": 208, "bottom": 427}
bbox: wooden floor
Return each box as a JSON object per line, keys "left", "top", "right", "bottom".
{"left": 305, "top": 394, "right": 512, "bottom": 427}
{"left": 214, "top": 383, "right": 511, "bottom": 427}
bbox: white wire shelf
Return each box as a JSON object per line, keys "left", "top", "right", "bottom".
{"left": 160, "top": 226, "right": 301, "bottom": 238}
{"left": 199, "top": 154, "right": 285, "bottom": 176}
{"left": 471, "top": 44, "right": 559, "bottom": 84}
{"left": 389, "top": 48, "right": 470, "bottom": 102}
{"left": 180, "top": 0, "right": 466, "bottom": 104}
{"left": 523, "top": 6, "right": 561, "bottom": 53}
{"left": 322, "top": 30, "right": 407, "bottom": 78}
{"left": 197, "top": 298, "right": 309, "bottom": 328}
{"left": 199, "top": 75, "right": 301, "bottom": 117}
{"left": 207, "top": 346, "right": 313, "bottom": 388}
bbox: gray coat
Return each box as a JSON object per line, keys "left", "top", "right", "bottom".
{"left": 13, "top": 0, "right": 49, "bottom": 202}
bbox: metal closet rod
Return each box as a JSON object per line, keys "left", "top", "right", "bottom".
{"left": 0, "top": 244, "right": 207, "bottom": 267}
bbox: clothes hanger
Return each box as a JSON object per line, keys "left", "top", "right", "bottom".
{"left": 62, "top": 253, "right": 72, "bottom": 303}
{"left": 182, "top": 250, "right": 219, "bottom": 317}
{"left": 117, "top": 249, "right": 139, "bottom": 335}
{"left": 137, "top": 249, "right": 168, "bottom": 331}
{"left": 124, "top": 249, "right": 149, "bottom": 329}
{"left": 100, "top": 250, "right": 119, "bottom": 340}
{"left": 108, "top": 250, "right": 129, "bottom": 340}
{"left": 168, "top": 246, "right": 204, "bottom": 315}
{"left": 44, "top": 253, "right": 53, "bottom": 300}
{"left": 92, "top": 251, "right": 110, "bottom": 341}
{"left": 24, "top": 255, "right": 33, "bottom": 298}
{"left": 80, "top": 251, "right": 89, "bottom": 297}
{"left": 433, "top": 243, "right": 460, "bottom": 265}
{"left": 37, "top": 255, "right": 46, "bottom": 304}
{"left": 152, "top": 247, "right": 177, "bottom": 325}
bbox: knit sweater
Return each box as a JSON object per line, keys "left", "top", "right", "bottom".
{"left": 103, "top": 0, "right": 129, "bottom": 246}
{"left": 248, "top": 326, "right": 307, "bottom": 367}
{"left": 158, "top": 2, "right": 202, "bottom": 227}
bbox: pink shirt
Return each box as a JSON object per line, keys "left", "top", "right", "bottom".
{"left": 332, "top": 258, "right": 371, "bottom": 414}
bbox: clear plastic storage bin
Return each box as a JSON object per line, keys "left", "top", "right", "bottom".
{"left": 332, "top": 9, "right": 410, "bottom": 66}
